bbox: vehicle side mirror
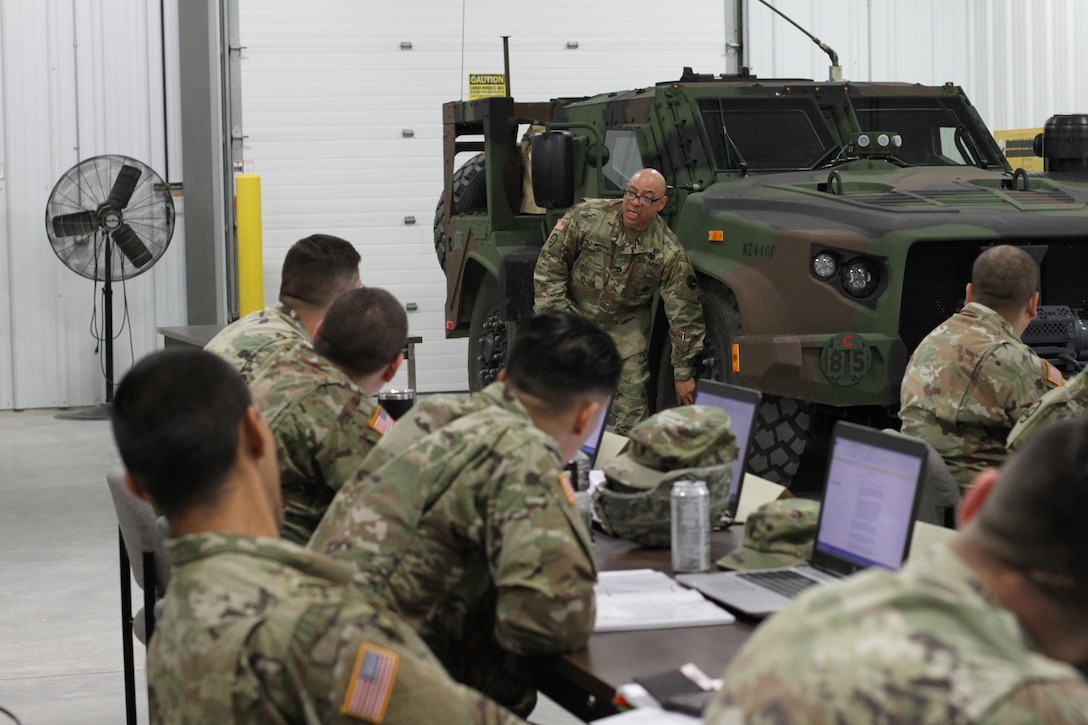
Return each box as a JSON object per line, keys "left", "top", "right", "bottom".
{"left": 531, "top": 130, "right": 574, "bottom": 208}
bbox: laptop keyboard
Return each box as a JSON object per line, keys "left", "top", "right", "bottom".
{"left": 738, "top": 570, "right": 819, "bottom": 598}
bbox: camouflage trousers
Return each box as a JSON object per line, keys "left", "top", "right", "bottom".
{"left": 608, "top": 349, "right": 649, "bottom": 435}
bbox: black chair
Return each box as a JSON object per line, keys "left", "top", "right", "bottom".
{"left": 105, "top": 467, "right": 171, "bottom": 725}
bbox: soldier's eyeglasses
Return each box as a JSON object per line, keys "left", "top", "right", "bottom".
{"left": 623, "top": 188, "right": 663, "bottom": 206}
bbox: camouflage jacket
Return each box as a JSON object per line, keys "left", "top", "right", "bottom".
{"left": 1008, "top": 366, "right": 1088, "bottom": 451}
{"left": 310, "top": 382, "right": 596, "bottom": 704}
{"left": 205, "top": 303, "right": 311, "bottom": 382}
{"left": 533, "top": 198, "right": 704, "bottom": 377}
{"left": 149, "top": 533, "right": 522, "bottom": 725}
{"left": 899, "top": 302, "right": 1061, "bottom": 490}
{"left": 248, "top": 345, "right": 392, "bottom": 545}
{"left": 705, "top": 542, "right": 1088, "bottom": 724}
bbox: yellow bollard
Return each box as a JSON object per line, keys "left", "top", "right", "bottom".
{"left": 235, "top": 173, "right": 264, "bottom": 316}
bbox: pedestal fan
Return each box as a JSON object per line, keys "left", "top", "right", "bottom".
{"left": 44, "top": 155, "right": 175, "bottom": 419}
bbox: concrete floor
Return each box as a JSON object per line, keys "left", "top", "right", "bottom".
{"left": 0, "top": 407, "right": 581, "bottom": 724}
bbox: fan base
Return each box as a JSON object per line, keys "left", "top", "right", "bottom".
{"left": 54, "top": 403, "right": 112, "bottom": 421}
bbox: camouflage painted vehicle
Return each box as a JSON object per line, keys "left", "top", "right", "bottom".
{"left": 435, "top": 70, "right": 1088, "bottom": 483}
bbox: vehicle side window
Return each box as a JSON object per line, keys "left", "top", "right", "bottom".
{"left": 602, "top": 130, "right": 644, "bottom": 192}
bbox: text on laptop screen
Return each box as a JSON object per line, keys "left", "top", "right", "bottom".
{"left": 693, "top": 390, "right": 758, "bottom": 505}
{"left": 816, "top": 436, "right": 924, "bottom": 571}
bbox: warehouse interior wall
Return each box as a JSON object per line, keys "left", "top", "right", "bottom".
{"left": 2, "top": 0, "right": 1087, "bottom": 408}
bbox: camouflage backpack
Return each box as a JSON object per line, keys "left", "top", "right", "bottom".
{"left": 592, "top": 405, "right": 738, "bottom": 548}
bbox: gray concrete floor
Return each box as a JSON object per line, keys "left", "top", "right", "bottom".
{"left": 0, "top": 407, "right": 581, "bottom": 724}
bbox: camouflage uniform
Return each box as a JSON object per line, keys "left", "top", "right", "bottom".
{"left": 899, "top": 302, "right": 1061, "bottom": 491}
{"left": 248, "top": 346, "right": 392, "bottom": 545}
{"left": 310, "top": 381, "right": 596, "bottom": 715}
{"left": 533, "top": 198, "right": 705, "bottom": 434}
{"left": 205, "top": 303, "right": 311, "bottom": 382}
{"left": 1008, "top": 367, "right": 1088, "bottom": 451}
{"left": 149, "top": 532, "right": 522, "bottom": 725}
{"left": 704, "top": 542, "right": 1088, "bottom": 724}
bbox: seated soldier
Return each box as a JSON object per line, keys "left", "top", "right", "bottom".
{"left": 899, "top": 245, "right": 1062, "bottom": 491}
{"left": 310, "top": 310, "right": 622, "bottom": 716}
{"left": 110, "top": 348, "right": 523, "bottom": 724}
{"left": 1008, "top": 366, "right": 1088, "bottom": 451}
{"left": 249, "top": 287, "right": 406, "bottom": 544}
{"left": 206, "top": 233, "right": 361, "bottom": 380}
{"left": 705, "top": 417, "right": 1088, "bottom": 724}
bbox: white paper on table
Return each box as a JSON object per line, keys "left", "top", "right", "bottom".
{"left": 909, "top": 519, "right": 957, "bottom": 559}
{"left": 733, "top": 473, "right": 787, "bottom": 524}
{"left": 595, "top": 707, "right": 702, "bottom": 724}
{"left": 594, "top": 569, "right": 735, "bottom": 632}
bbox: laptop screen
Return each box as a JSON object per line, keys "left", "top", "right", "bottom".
{"left": 693, "top": 380, "right": 763, "bottom": 514}
{"left": 813, "top": 422, "right": 927, "bottom": 572}
{"left": 579, "top": 397, "right": 611, "bottom": 466}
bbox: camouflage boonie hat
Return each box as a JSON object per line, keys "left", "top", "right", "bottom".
{"left": 602, "top": 406, "right": 738, "bottom": 490}
{"left": 717, "top": 498, "right": 820, "bottom": 570}
{"left": 592, "top": 406, "right": 739, "bottom": 548}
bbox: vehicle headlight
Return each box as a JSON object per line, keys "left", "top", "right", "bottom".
{"left": 812, "top": 252, "right": 838, "bottom": 279}
{"left": 843, "top": 259, "right": 878, "bottom": 297}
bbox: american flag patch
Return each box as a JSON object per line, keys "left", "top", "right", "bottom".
{"left": 341, "top": 644, "right": 399, "bottom": 723}
{"left": 368, "top": 407, "right": 394, "bottom": 435}
{"left": 559, "top": 471, "right": 577, "bottom": 506}
{"left": 554, "top": 218, "right": 567, "bottom": 231}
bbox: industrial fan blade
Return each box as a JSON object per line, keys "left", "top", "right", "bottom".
{"left": 112, "top": 223, "right": 153, "bottom": 268}
{"left": 52, "top": 211, "right": 100, "bottom": 237}
{"left": 106, "top": 165, "right": 142, "bottom": 211}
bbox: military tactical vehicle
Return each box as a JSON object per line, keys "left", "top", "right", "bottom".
{"left": 435, "top": 70, "right": 1088, "bottom": 484}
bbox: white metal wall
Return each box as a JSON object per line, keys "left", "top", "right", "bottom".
{"left": 0, "top": 0, "right": 186, "bottom": 410}
{"left": 4, "top": 0, "right": 1088, "bottom": 408}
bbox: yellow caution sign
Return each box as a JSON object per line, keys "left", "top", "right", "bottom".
{"left": 994, "top": 128, "right": 1044, "bottom": 172}
{"left": 469, "top": 73, "right": 506, "bottom": 100}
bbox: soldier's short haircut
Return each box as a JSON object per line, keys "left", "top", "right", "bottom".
{"left": 111, "top": 348, "right": 252, "bottom": 518}
{"left": 279, "top": 234, "right": 361, "bottom": 309}
{"left": 971, "top": 416, "right": 1088, "bottom": 606}
{"left": 504, "top": 310, "right": 621, "bottom": 412}
{"left": 970, "top": 245, "right": 1039, "bottom": 314}
{"left": 314, "top": 287, "right": 407, "bottom": 378}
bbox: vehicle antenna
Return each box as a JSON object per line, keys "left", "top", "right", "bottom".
{"left": 754, "top": 0, "right": 843, "bottom": 82}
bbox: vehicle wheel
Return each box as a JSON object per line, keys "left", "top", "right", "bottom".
{"left": 433, "top": 152, "right": 487, "bottom": 272}
{"left": 468, "top": 273, "right": 505, "bottom": 391}
{"left": 748, "top": 395, "right": 811, "bottom": 486}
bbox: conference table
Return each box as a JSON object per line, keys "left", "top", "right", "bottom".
{"left": 525, "top": 528, "right": 758, "bottom": 721}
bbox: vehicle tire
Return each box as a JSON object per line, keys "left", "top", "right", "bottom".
{"left": 657, "top": 277, "right": 809, "bottom": 486}
{"left": 468, "top": 273, "right": 505, "bottom": 391}
{"left": 748, "top": 395, "right": 810, "bottom": 486}
{"left": 433, "top": 152, "right": 487, "bottom": 272}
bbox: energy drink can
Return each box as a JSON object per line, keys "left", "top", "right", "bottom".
{"left": 671, "top": 479, "right": 711, "bottom": 572}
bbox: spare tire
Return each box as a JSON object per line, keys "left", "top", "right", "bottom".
{"left": 433, "top": 152, "right": 487, "bottom": 271}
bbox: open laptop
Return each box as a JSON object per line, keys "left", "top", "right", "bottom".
{"left": 677, "top": 421, "right": 928, "bottom": 618}
{"left": 693, "top": 379, "right": 763, "bottom": 526}
{"left": 579, "top": 396, "right": 611, "bottom": 468}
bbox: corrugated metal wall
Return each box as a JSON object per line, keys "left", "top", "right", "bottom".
{"left": 3, "top": 0, "right": 1088, "bottom": 407}
{"left": 0, "top": 0, "right": 185, "bottom": 410}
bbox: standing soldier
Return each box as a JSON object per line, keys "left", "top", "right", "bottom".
{"left": 534, "top": 167, "right": 705, "bottom": 434}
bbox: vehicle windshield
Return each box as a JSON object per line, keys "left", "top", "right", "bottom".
{"left": 698, "top": 92, "right": 1003, "bottom": 171}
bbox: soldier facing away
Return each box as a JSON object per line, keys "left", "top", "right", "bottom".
{"left": 705, "top": 417, "right": 1088, "bottom": 724}
{"left": 533, "top": 167, "right": 705, "bottom": 434}
{"left": 206, "top": 233, "right": 361, "bottom": 381}
{"left": 899, "top": 244, "right": 1062, "bottom": 491}
{"left": 310, "top": 310, "right": 622, "bottom": 716}
{"left": 111, "top": 348, "right": 523, "bottom": 725}
{"left": 248, "top": 287, "right": 407, "bottom": 544}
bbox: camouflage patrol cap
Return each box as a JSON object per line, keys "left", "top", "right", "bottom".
{"left": 717, "top": 498, "right": 821, "bottom": 570}
{"left": 602, "top": 405, "right": 738, "bottom": 491}
{"left": 592, "top": 406, "right": 738, "bottom": 548}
